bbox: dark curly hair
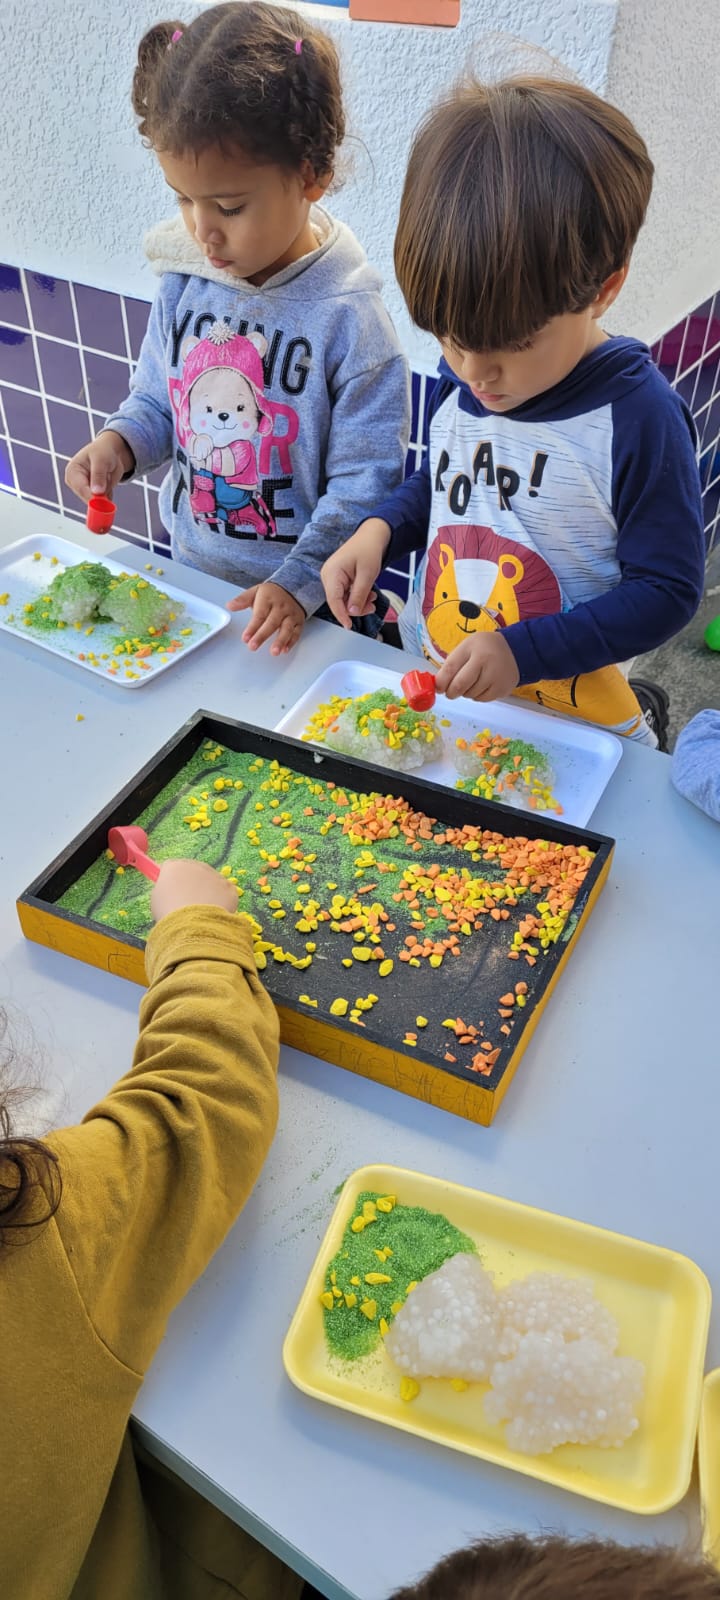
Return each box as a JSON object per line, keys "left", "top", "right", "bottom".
{"left": 0, "top": 1009, "right": 61, "bottom": 1249}
{"left": 390, "top": 1535, "right": 720, "bottom": 1600}
{"left": 132, "top": 1, "right": 345, "bottom": 180}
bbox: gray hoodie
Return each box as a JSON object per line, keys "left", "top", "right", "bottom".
{"left": 105, "top": 208, "right": 410, "bottom": 614}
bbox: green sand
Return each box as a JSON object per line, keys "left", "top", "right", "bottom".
{"left": 322, "top": 1192, "right": 476, "bottom": 1360}
{"left": 58, "top": 741, "right": 594, "bottom": 1074}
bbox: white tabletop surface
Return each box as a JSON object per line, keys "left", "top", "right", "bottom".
{"left": 2, "top": 495, "right": 718, "bottom": 1599}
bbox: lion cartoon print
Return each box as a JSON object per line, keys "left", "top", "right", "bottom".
{"left": 421, "top": 523, "right": 562, "bottom": 658}
{"left": 420, "top": 523, "right": 645, "bottom": 736}
{"left": 169, "top": 321, "right": 282, "bottom": 539}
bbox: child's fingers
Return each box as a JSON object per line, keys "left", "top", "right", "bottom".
{"left": 64, "top": 453, "right": 94, "bottom": 505}
{"left": 243, "top": 600, "right": 282, "bottom": 651}
{"left": 322, "top": 562, "right": 354, "bottom": 629}
{"left": 347, "top": 560, "right": 380, "bottom": 618}
{"left": 270, "top": 612, "right": 304, "bottom": 655}
{"left": 435, "top": 642, "right": 471, "bottom": 697}
{"left": 227, "top": 586, "right": 258, "bottom": 614}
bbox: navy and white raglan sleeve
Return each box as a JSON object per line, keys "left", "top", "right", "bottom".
{"left": 503, "top": 381, "right": 706, "bottom": 685}
{"left": 104, "top": 280, "right": 178, "bottom": 476}
{"left": 370, "top": 378, "right": 457, "bottom": 562}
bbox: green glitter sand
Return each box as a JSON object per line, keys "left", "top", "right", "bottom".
{"left": 57, "top": 740, "right": 595, "bottom": 1076}
{"left": 322, "top": 1191, "right": 476, "bottom": 1361}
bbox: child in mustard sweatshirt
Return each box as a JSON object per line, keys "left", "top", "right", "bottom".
{"left": 0, "top": 859, "right": 302, "bottom": 1600}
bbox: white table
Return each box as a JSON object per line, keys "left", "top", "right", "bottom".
{"left": 2, "top": 496, "right": 718, "bottom": 1599}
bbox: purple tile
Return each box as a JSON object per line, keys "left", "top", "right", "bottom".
{"left": 36, "top": 336, "right": 84, "bottom": 404}
{"left": 47, "top": 399, "right": 92, "bottom": 458}
{"left": 0, "top": 265, "right": 28, "bottom": 328}
{"left": 83, "top": 350, "right": 131, "bottom": 417}
{"left": 12, "top": 443, "right": 58, "bottom": 504}
{"left": 114, "top": 480, "right": 150, "bottom": 538}
{"left": 124, "top": 295, "right": 151, "bottom": 361}
{"left": 0, "top": 437, "right": 15, "bottom": 491}
{"left": 0, "top": 387, "right": 48, "bottom": 448}
{"left": 0, "top": 326, "right": 38, "bottom": 389}
{"left": 28, "top": 273, "right": 76, "bottom": 342}
{"left": 144, "top": 462, "right": 168, "bottom": 489}
{"left": 75, "top": 283, "right": 126, "bottom": 357}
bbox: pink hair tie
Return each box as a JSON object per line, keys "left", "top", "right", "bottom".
{"left": 294, "top": 38, "right": 303, "bottom": 54}
{"left": 170, "top": 28, "right": 183, "bottom": 43}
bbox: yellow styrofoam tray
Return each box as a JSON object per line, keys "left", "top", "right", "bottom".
{"left": 700, "top": 1368, "right": 720, "bottom": 1564}
{"left": 283, "top": 1165, "right": 710, "bottom": 1514}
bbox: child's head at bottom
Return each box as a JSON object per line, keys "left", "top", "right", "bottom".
{"left": 390, "top": 1535, "right": 720, "bottom": 1599}
{"left": 394, "top": 76, "right": 654, "bottom": 411}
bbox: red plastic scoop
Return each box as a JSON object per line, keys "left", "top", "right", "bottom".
{"left": 87, "top": 495, "right": 116, "bottom": 535}
{"left": 401, "top": 669, "right": 436, "bottom": 711}
{"left": 108, "top": 825, "right": 160, "bottom": 883}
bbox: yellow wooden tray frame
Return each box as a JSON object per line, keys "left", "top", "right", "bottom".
{"left": 17, "top": 710, "right": 614, "bottom": 1127}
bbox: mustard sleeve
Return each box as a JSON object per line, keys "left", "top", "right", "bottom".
{"left": 50, "top": 906, "right": 280, "bottom": 1375}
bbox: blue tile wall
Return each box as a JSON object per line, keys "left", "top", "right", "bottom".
{"left": 0, "top": 264, "right": 718, "bottom": 584}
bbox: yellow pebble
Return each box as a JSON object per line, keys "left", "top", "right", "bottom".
{"left": 350, "top": 1275, "right": 361, "bottom": 1287}
{"left": 379, "top": 1317, "right": 389, "bottom": 1338}
{"left": 350, "top": 1217, "right": 366, "bottom": 1234}
{"left": 213, "top": 798, "right": 228, "bottom": 812}
{"left": 362, "top": 1201, "right": 377, "bottom": 1219}
{"left": 359, "top": 1299, "right": 377, "bottom": 1321}
{"left": 376, "top": 1196, "right": 396, "bottom": 1212}
{"left": 329, "top": 997, "right": 349, "bottom": 1017}
{"left": 406, "top": 1281, "right": 418, "bottom": 1294}
{"left": 364, "top": 1272, "right": 391, "bottom": 1285}
{"left": 378, "top": 959, "right": 394, "bottom": 978}
{"left": 400, "top": 1378, "right": 420, "bottom": 1403}
{"left": 352, "top": 946, "right": 372, "bottom": 962}
{"left": 332, "top": 1286, "right": 343, "bottom": 1299}
{"left": 220, "top": 866, "right": 232, "bottom": 877}
{"left": 416, "top": 1016, "right": 428, "bottom": 1028}
{"left": 319, "top": 1292, "right": 334, "bottom": 1311}
{"left": 75, "top": 713, "right": 84, "bottom": 722}
{"left": 341, "top": 958, "right": 353, "bottom": 969}
{"left": 390, "top": 1300, "right": 403, "bottom": 1315}
{"left": 344, "top": 1292, "right": 357, "bottom": 1309}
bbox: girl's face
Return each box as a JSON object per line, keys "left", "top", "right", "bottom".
{"left": 158, "top": 145, "right": 327, "bottom": 285}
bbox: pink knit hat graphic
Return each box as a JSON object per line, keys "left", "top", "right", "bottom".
{"left": 169, "top": 322, "right": 274, "bottom": 445}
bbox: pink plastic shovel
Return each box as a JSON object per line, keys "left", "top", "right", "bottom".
{"left": 107, "top": 825, "right": 160, "bottom": 883}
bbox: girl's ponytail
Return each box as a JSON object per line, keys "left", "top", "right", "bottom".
{"left": 132, "top": 19, "right": 186, "bottom": 138}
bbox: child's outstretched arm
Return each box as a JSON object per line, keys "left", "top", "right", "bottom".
{"left": 229, "top": 322, "right": 410, "bottom": 652}
{"left": 49, "top": 860, "right": 280, "bottom": 1377}
{"left": 65, "top": 289, "right": 176, "bottom": 507}
{"left": 439, "top": 386, "right": 705, "bottom": 700}
{"left": 321, "top": 440, "right": 434, "bottom": 627}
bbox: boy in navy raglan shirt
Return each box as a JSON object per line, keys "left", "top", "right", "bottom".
{"left": 321, "top": 77, "right": 705, "bottom": 749}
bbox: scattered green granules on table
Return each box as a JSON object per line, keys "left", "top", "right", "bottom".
{"left": 321, "top": 1192, "right": 476, "bottom": 1361}
{"left": 58, "top": 742, "right": 596, "bottom": 1079}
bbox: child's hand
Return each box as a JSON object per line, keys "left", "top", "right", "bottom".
{"left": 65, "top": 429, "right": 135, "bottom": 505}
{"left": 435, "top": 632, "right": 521, "bottom": 702}
{"left": 151, "top": 860, "right": 238, "bottom": 922}
{"left": 321, "top": 518, "right": 391, "bottom": 629}
{"left": 227, "top": 581, "right": 305, "bottom": 655}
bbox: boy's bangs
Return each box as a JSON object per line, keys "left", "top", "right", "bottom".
{"left": 395, "top": 78, "right": 653, "bottom": 355}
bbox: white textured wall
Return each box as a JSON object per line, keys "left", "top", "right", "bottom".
{"left": 603, "top": 0, "right": 720, "bottom": 347}
{"left": 0, "top": 0, "right": 617, "bottom": 369}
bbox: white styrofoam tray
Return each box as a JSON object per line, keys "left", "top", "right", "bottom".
{"left": 275, "top": 660, "right": 622, "bottom": 827}
{"left": 0, "top": 534, "right": 230, "bottom": 687}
